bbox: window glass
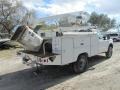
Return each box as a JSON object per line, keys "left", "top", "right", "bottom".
{"left": 97, "top": 30, "right": 103, "bottom": 39}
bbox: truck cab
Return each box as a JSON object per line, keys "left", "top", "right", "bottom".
{"left": 95, "top": 30, "right": 113, "bottom": 54}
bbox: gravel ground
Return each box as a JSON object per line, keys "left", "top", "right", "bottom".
{"left": 0, "top": 43, "right": 120, "bottom": 90}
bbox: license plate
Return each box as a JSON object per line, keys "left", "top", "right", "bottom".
{"left": 37, "top": 57, "right": 49, "bottom": 63}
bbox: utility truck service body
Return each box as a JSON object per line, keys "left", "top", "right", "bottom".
{"left": 11, "top": 25, "right": 113, "bottom": 73}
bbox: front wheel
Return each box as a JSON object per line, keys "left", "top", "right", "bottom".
{"left": 113, "top": 38, "right": 117, "bottom": 42}
{"left": 105, "top": 46, "right": 113, "bottom": 58}
{"left": 73, "top": 54, "right": 88, "bottom": 74}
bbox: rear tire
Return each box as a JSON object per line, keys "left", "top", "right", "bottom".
{"left": 73, "top": 54, "right": 88, "bottom": 74}
{"left": 105, "top": 46, "right": 113, "bottom": 58}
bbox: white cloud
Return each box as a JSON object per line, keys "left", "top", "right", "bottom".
{"left": 21, "top": 0, "right": 120, "bottom": 14}
{"left": 91, "top": 0, "right": 120, "bottom": 14}
{"left": 21, "top": 0, "right": 44, "bottom": 10}
{"left": 22, "top": 0, "right": 88, "bottom": 15}
{"left": 21, "top": 0, "right": 120, "bottom": 21}
{"left": 40, "top": 1, "right": 86, "bottom": 15}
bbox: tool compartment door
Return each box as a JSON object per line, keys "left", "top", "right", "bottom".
{"left": 61, "top": 37, "right": 74, "bottom": 65}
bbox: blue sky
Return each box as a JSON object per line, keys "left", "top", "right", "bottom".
{"left": 22, "top": 0, "right": 120, "bottom": 23}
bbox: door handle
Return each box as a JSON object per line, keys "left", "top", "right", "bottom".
{"left": 80, "top": 43, "right": 84, "bottom": 45}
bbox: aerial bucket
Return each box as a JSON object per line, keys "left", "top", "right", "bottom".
{"left": 11, "top": 25, "right": 43, "bottom": 52}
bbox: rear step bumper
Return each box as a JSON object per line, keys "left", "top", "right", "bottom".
{"left": 17, "top": 50, "right": 62, "bottom": 66}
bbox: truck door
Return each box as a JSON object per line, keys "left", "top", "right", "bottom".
{"left": 61, "top": 37, "right": 74, "bottom": 65}
{"left": 97, "top": 31, "right": 109, "bottom": 53}
{"left": 98, "top": 38, "right": 109, "bottom": 53}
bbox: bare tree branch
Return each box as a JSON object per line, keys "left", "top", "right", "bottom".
{"left": 0, "top": 0, "right": 35, "bottom": 34}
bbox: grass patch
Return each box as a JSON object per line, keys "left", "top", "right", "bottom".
{"left": 0, "top": 48, "right": 22, "bottom": 60}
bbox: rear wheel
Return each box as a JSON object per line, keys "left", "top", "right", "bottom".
{"left": 106, "top": 46, "right": 113, "bottom": 58}
{"left": 73, "top": 54, "right": 88, "bottom": 73}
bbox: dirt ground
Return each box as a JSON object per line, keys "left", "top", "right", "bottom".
{"left": 0, "top": 43, "right": 120, "bottom": 90}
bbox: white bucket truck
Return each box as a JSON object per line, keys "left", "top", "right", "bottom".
{"left": 11, "top": 25, "right": 113, "bottom": 73}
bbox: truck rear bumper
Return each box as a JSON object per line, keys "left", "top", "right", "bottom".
{"left": 17, "top": 51, "right": 62, "bottom": 66}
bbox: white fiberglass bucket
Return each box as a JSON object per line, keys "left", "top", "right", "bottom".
{"left": 11, "top": 25, "right": 43, "bottom": 52}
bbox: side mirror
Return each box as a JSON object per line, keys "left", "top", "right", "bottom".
{"left": 103, "top": 36, "right": 106, "bottom": 40}
{"left": 107, "top": 35, "right": 110, "bottom": 40}
{"left": 103, "top": 34, "right": 110, "bottom": 40}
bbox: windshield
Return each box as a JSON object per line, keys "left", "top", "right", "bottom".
{"left": 96, "top": 30, "right": 103, "bottom": 38}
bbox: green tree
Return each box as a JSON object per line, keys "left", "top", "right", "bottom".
{"left": 88, "top": 12, "right": 116, "bottom": 31}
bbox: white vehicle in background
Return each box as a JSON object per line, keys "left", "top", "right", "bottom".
{"left": 107, "top": 28, "right": 120, "bottom": 42}
{"left": 108, "top": 33, "right": 120, "bottom": 42}
{"left": 11, "top": 25, "right": 113, "bottom": 73}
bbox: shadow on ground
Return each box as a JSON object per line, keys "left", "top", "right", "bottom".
{"left": 0, "top": 55, "right": 108, "bottom": 90}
